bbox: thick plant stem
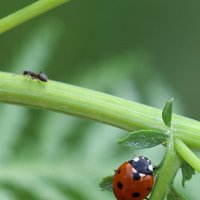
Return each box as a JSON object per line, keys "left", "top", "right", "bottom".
{"left": 175, "top": 139, "right": 200, "bottom": 173}
{"left": 0, "top": 0, "right": 70, "bottom": 34}
{"left": 0, "top": 71, "right": 200, "bottom": 149}
{"left": 150, "top": 135, "right": 181, "bottom": 200}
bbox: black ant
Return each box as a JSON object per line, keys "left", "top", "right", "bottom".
{"left": 23, "top": 70, "right": 48, "bottom": 82}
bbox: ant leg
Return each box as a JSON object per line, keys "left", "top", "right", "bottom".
{"left": 37, "top": 78, "right": 41, "bottom": 83}
{"left": 29, "top": 77, "right": 33, "bottom": 86}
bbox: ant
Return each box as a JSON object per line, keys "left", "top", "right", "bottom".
{"left": 23, "top": 70, "right": 48, "bottom": 82}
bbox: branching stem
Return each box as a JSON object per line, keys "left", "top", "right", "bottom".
{"left": 150, "top": 127, "right": 182, "bottom": 200}
{"left": 0, "top": 71, "right": 200, "bottom": 149}
{"left": 175, "top": 139, "right": 200, "bottom": 173}
{"left": 0, "top": 72, "right": 200, "bottom": 200}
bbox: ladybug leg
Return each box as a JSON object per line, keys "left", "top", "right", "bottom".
{"left": 145, "top": 198, "right": 149, "bottom": 200}
{"left": 153, "top": 164, "right": 160, "bottom": 171}
{"left": 152, "top": 165, "right": 160, "bottom": 175}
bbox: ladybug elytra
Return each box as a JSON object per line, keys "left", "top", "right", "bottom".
{"left": 113, "top": 156, "right": 155, "bottom": 200}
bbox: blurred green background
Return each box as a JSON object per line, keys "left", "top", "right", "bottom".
{"left": 0, "top": 1, "right": 200, "bottom": 199}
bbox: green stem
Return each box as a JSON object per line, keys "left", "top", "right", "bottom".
{"left": 174, "top": 131, "right": 200, "bottom": 149}
{"left": 175, "top": 139, "right": 200, "bottom": 173}
{"left": 0, "top": 0, "right": 70, "bottom": 34}
{"left": 150, "top": 135, "right": 181, "bottom": 200}
{"left": 0, "top": 71, "right": 200, "bottom": 149}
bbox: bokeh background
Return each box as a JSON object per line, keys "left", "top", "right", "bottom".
{"left": 0, "top": 0, "right": 200, "bottom": 199}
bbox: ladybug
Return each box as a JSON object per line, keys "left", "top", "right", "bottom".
{"left": 113, "top": 156, "right": 155, "bottom": 200}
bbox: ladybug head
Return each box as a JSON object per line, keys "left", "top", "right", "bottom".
{"left": 128, "top": 156, "right": 153, "bottom": 175}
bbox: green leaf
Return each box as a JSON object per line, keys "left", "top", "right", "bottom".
{"left": 99, "top": 175, "right": 114, "bottom": 191}
{"left": 118, "top": 130, "right": 169, "bottom": 149}
{"left": 181, "top": 161, "right": 195, "bottom": 187}
{"left": 167, "top": 188, "right": 187, "bottom": 200}
{"left": 162, "top": 98, "right": 173, "bottom": 127}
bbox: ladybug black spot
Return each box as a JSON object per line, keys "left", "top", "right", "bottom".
{"left": 117, "top": 169, "right": 121, "bottom": 174}
{"left": 147, "top": 186, "right": 151, "bottom": 191}
{"left": 117, "top": 182, "right": 123, "bottom": 189}
{"left": 133, "top": 172, "right": 141, "bottom": 180}
{"left": 132, "top": 192, "right": 141, "bottom": 198}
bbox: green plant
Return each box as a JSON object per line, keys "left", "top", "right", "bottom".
{"left": 100, "top": 99, "right": 197, "bottom": 200}
{"left": 0, "top": 71, "right": 200, "bottom": 200}
{"left": 0, "top": 0, "right": 70, "bottom": 34}
{"left": 0, "top": 1, "right": 200, "bottom": 200}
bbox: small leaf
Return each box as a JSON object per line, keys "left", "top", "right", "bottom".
{"left": 167, "top": 187, "right": 187, "bottom": 200}
{"left": 162, "top": 98, "right": 173, "bottom": 127}
{"left": 99, "top": 175, "right": 114, "bottom": 191}
{"left": 118, "top": 130, "right": 169, "bottom": 149}
{"left": 181, "top": 161, "right": 195, "bottom": 187}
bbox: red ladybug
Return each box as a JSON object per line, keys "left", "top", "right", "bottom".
{"left": 113, "top": 156, "right": 154, "bottom": 200}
